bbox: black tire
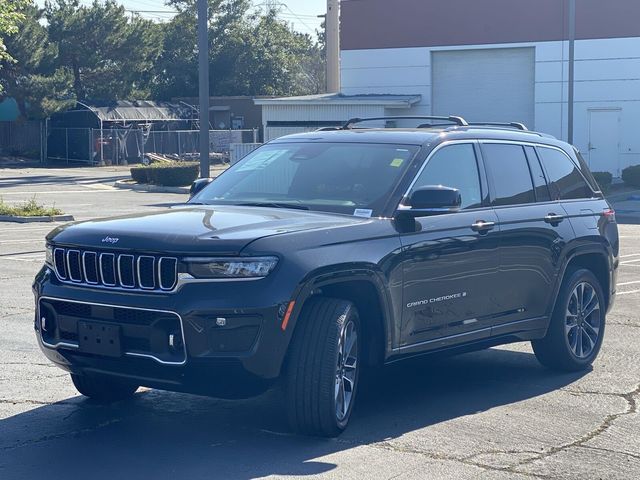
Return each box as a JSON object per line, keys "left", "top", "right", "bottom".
{"left": 532, "top": 268, "right": 606, "bottom": 372}
{"left": 286, "top": 297, "right": 361, "bottom": 437}
{"left": 71, "top": 373, "right": 139, "bottom": 403}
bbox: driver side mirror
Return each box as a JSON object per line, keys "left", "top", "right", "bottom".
{"left": 190, "top": 177, "right": 213, "bottom": 199}
{"left": 397, "top": 185, "right": 461, "bottom": 218}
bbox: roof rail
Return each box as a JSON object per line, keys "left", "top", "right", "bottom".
{"left": 468, "top": 122, "right": 529, "bottom": 131}
{"left": 343, "top": 115, "right": 468, "bottom": 129}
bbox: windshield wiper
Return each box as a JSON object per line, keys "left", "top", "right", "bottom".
{"left": 236, "top": 202, "right": 310, "bottom": 211}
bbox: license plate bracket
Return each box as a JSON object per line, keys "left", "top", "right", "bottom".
{"left": 78, "top": 321, "right": 122, "bottom": 357}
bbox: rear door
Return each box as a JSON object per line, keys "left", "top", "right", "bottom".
{"left": 398, "top": 142, "right": 501, "bottom": 352}
{"left": 480, "top": 142, "right": 574, "bottom": 334}
{"left": 536, "top": 145, "right": 604, "bottom": 237}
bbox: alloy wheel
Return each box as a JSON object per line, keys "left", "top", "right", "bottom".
{"left": 565, "top": 281, "right": 601, "bottom": 359}
{"left": 335, "top": 318, "right": 358, "bottom": 421}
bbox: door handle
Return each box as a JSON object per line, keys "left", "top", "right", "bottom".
{"left": 544, "top": 213, "right": 565, "bottom": 224}
{"left": 471, "top": 220, "right": 495, "bottom": 232}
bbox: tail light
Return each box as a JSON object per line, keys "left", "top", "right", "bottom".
{"left": 603, "top": 208, "right": 616, "bottom": 220}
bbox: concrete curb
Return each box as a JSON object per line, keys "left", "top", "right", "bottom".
{"left": 0, "top": 214, "right": 74, "bottom": 223}
{"left": 114, "top": 180, "right": 190, "bottom": 194}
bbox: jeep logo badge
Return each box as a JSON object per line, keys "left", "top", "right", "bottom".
{"left": 101, "top": 236, "right": 119, "bottom": 244}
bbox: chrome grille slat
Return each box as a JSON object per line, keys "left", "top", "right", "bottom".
{"left": 53, "top": 248, "right": 67, "bottom": 279}
{"left": 50, "top": 247, "right": 177, "bottom": 293}
{"left": 137, "top": 256, "right": 156, "bottom": 290}
{"left": 118, "top": 254, "right": 136, "bottom": 288}
{"left": 67, "top": 250, "right": 82, "bottom": 283}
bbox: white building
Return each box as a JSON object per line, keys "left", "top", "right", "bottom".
{"left": 259, "top": 0, "right": 640, "bottom": 176}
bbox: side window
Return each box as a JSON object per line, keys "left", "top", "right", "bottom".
{"left": 537, "top": 147, "right": 594, "bottom": 200}
{"left": 482, "top": 143, "right": 536, "bottom": 206}
{"left": 410, "top": 144, "right": 482, "bottom": 209}
{"left": 524, "top": 146, "right": 551, "bottom": 202}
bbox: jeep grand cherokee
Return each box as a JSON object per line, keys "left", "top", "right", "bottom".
{"left": 33, "top": 116, "right": 619, "bottom": 437}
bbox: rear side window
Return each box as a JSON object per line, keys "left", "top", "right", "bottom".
{"left": 482, "top": 143, "right": 536, "bottom": 206}
{"left": 524, "top": 146, "right": 551, "bottom": 202}
{"left": 537, "top": 147, "right": 594, "bottom": 200}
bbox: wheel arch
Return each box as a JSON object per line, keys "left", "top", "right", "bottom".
{"left": 553, "top": 245, "right": 613, "bottom": 316}
{"left": 284, "top": 265, "right": 394, "bottom": 369}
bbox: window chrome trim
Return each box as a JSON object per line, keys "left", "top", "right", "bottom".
{"left": 37, "top": 296, "right": 188, "bottom": 366}
{"left": 118, "top": 254, "right": 136, "bottom": 289}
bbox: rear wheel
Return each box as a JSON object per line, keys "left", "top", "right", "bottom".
{"left": 286, "top": 297, "right": 360, "bottom": 437}
{"left": 532, "top": 268, "right": 606, "bottom": 371}
{"left": 71, "top": 373, "right": 139, "bottom": 403}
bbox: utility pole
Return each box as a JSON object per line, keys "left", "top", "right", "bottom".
{"left": 568, "top": 0, "right": 576, "bottom": 144}
{"left": 197, "top": 0, "right": 210, "bottom": 178}
{"left": 326, "top": 0, "right": 340, "bottom": 93}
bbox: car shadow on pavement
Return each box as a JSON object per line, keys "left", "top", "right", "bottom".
{"left": 0, "top": 347, "right": 587, "bottom": 479}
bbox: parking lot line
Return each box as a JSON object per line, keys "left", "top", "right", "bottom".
{"left": 618, "top": 280, "right": 640, "bottom": 286}
{"left": 618, "top": 289, "right": 640, "bottom": 296}
{"left": 620, "top": 253, "right": 640, "bottom": 258}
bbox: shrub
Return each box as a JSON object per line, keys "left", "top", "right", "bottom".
{"left": 622, "top": 165, "right": 640, "bottom": 188}
{"left": 591, "top": 171, "right": 613, "bottom": 193}
{"left": 0, "top": 196, "right": 63, "bottom": 217}
{"left": 130, "top": 162, "right": 200, "bottom": 187}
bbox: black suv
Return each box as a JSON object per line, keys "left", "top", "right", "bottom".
{"left": 33, "top": 116, "right": 619, "bottom": 436}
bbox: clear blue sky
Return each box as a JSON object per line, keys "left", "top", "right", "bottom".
{"left": 36, "top": 1, "right": 327, "bottom": 35}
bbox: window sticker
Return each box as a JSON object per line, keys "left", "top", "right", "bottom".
{"left": 236, "top": 150, "right": 285, "bottom": 172}
{"left": 390, "top": 158, "right": 405, "bottom": 167}
{"left": 353, "top": 208, "right": 373, "bottom": 218}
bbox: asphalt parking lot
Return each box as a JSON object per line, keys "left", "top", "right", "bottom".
{"left": 1, "top": 165, "right": 639, "bottom": 479}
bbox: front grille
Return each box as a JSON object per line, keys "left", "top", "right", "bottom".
{"left": 52, "top": 247, "right": 178, "bottom": 292}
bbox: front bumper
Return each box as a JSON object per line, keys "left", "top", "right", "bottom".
{"left": 33, "top": 266, "right": 296, "bottom": 397}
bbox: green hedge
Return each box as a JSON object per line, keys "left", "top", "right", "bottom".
{"left": 591, "top": 171, "right": 613, "bottom": 193}
{"left": 130, "top": 162, "right": 200, "bottom": 187}
{"left": 622, "top": 165, "right": 640, "bottom": 188}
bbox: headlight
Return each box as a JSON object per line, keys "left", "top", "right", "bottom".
{"left": 182, "top": 256, "right": 278, "bottom": 279}
{"left": 45, "top": 245, "right": 54, "bottom": 267}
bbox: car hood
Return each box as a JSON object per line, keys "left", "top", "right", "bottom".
{"left": 47, "top": 205, "right": 370, "bottom": 255}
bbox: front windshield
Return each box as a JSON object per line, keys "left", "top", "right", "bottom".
{"left": 193, "top": 142, "right": 419, "bottom": 216}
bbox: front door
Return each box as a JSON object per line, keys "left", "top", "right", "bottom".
{"left": 398, "top": 142, "right": 500, "bottom": 353}
{"left": 588, "top": 109, "right": 621, "bottom": 176}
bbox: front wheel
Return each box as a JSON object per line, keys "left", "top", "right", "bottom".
{"left": 71, "top": 373, "right": 139, "bottom": 403}
{"left": 532, "top": 268, "right": 606, "bottom": 371}
{"left": 285, "top": 297, "right": 361, "bottom": 437}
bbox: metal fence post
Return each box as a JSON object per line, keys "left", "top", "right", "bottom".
{"left": 178, "top": 130, "right": 181, "bottom": 157}
{"left": 65, "top": 128, "right": 69, "bottom": 164}
{"left": 99, "top": 122, "right": 105, "bottom": 166}
{"left": 253, "top": 128, "right": 258, "bottom": 144}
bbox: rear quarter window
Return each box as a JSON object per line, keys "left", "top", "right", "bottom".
{"left": 537, "top": 147, "right": 594, "bottom": 200}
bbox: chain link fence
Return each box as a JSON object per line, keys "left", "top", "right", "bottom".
{"left": 46, "top": 127, "right": 259, "bottom": 165}
{"left": 0, "top": 121, "right": 45, "bottom": 160}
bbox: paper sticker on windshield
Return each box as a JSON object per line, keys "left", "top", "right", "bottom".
{"left": 354, "top": 209, "right": 373, "bottom": 218}
{"left": 390, "top": 158, "right": 404, "bottom": 167}
{"left": 236, "top": 150, "right": 283, "bottom": 172}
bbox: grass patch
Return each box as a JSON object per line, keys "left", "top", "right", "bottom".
{"left": 0, "top": 196, "right": 64, "bottom": 217}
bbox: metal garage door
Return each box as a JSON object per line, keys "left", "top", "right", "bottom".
{"left": 432, "top": 48, "right": 535, "bottom": 128}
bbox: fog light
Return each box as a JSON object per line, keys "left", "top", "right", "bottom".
{"left": 41, "top": 316, "right": 47, "bottom": 332}
{"left": 215, "top": 317, "right": 227, "bottom": 327}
